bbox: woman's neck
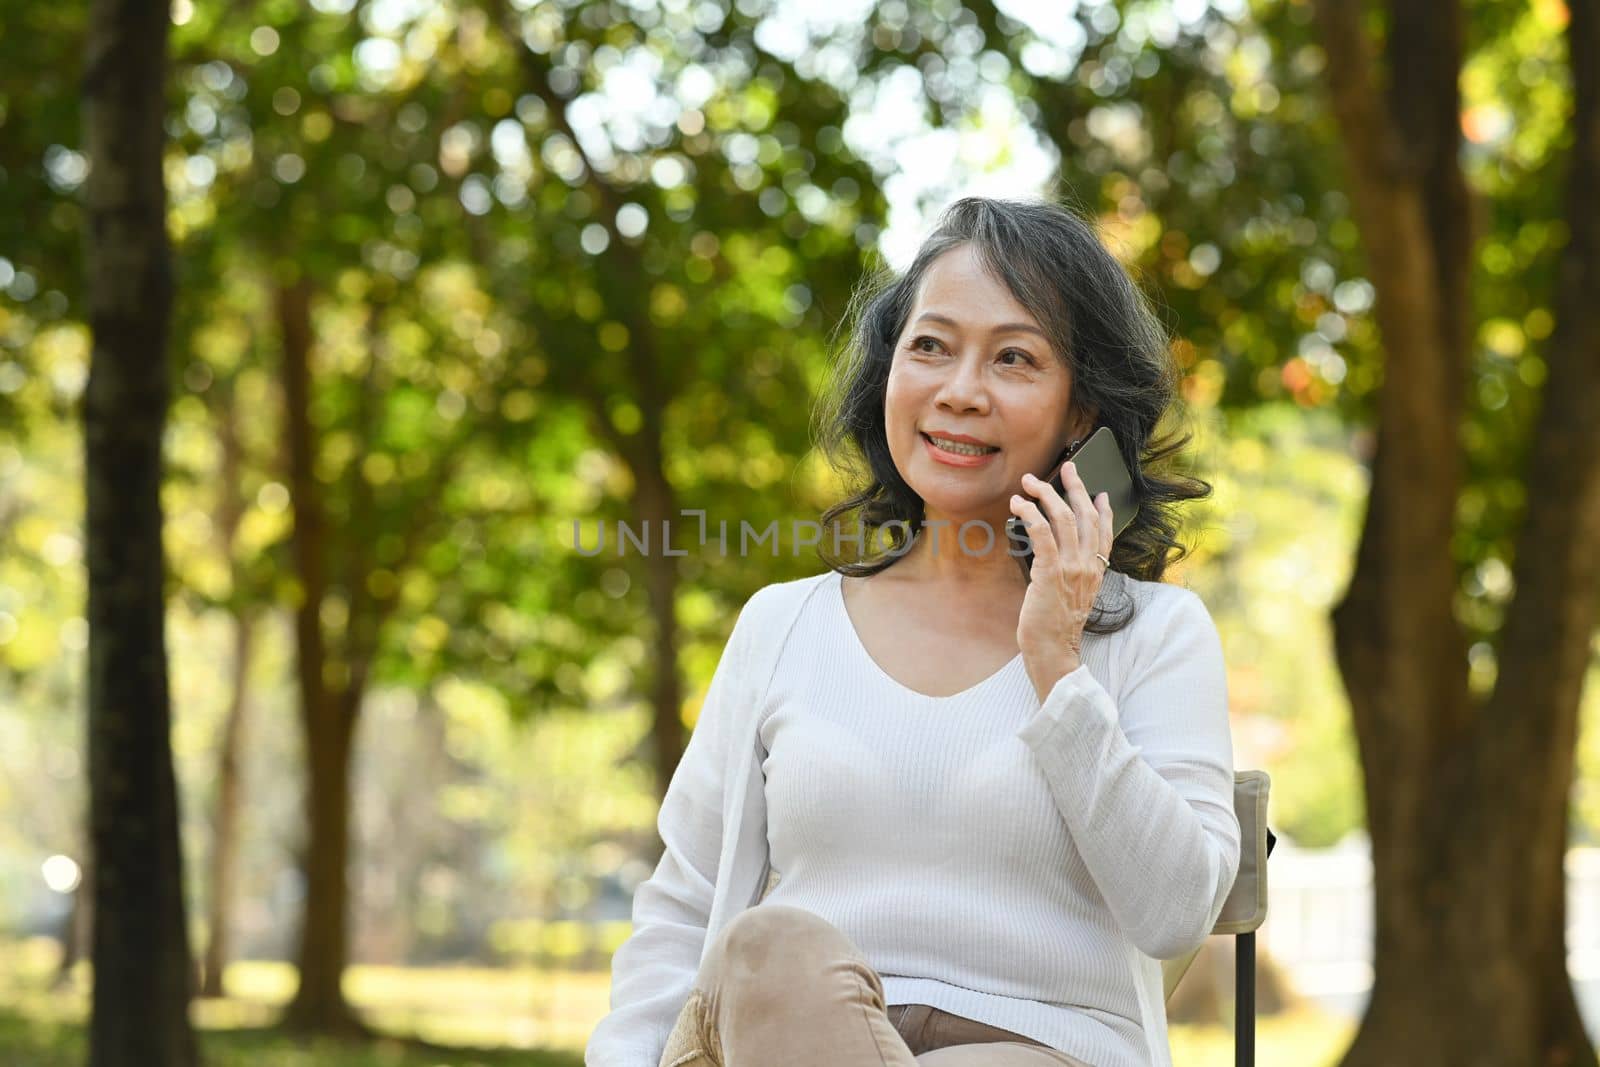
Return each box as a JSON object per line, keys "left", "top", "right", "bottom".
{"left": 894, "top": 517, "right": 1027, "bottom": 588}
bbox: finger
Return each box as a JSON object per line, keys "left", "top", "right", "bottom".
{"left": 1058, "top": 461, "right": 1099, "bottom": 549}
{"left": 1095, "top": 491, "right": 1114, "bottom": 558}
{"left": 1021, "top": 472, "right": 1078, "bottom": 551}
{"left": 1009, "top": 494, "right": 1061, "bottom": 571}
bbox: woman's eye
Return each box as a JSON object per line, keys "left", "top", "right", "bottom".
{"left": 907, "top": 337, "right": 1035, "bottom": 367}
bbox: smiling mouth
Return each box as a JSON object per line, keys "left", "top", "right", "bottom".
{"left": 922, "top": 432, "right": 1001, "bottom": 456}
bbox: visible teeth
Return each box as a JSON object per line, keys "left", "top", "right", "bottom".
{"left": 928, "top": 435, "right": 997, "bottom": 456}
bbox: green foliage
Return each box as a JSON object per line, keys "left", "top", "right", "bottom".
{"left": 1184, "top": 403, "right": 1368, "bottom": 846}
{"left": 1571, "top": 664, "right": 1600, "bottom": 848}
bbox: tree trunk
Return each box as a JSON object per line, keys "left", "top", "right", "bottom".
{"left": 489, "top": 7, "right": 689, "bottom": 804}
{"left": 53, "top": 854, "right": 90, "bottom": 989}
{"left": 200, "top": 610, "right": 253, "bottom": 998}
{"left": 276, "top": 277, "right": 370, "bottom": 1036}
{"left": 81, "top": 0, "right": 198, "bottom": 1062}
{"left": 636, "top": 449, "right": 685, "bottom": 806}
{"left": 284, "top": 687, "right": 364, "bottom": 1033}
{"left": 1312, "top": 0, "right": 1600, "bottom": 1062}
{"left": 200, "top": 379, "right": 254, "bottom": 999}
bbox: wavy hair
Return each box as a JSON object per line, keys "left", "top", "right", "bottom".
{"left": 809, "top": 194, "right": 1212, "bottom": 636}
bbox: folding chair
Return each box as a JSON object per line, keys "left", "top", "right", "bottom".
{"left": 1159, "top": 770, "right": 1275, "bottom": 1067}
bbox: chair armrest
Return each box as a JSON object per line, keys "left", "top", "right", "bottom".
{"left": 1215, "top": 770, "right": 1271, "bottom": 935}
{"left": 1161, "top": 769, "right": 1273, "bottom": 1001}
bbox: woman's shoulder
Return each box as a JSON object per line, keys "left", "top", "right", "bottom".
{"left": 731, "top": 571, "right": 835, "bottom": 640}
{"left": 1111, "top": 573, "right": 1216, "bottom": 643}
{"left": 746, "top": 570, "right": 833, "bottom": 609}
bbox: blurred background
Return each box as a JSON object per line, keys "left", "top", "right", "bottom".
{"left": 4, "top": 0, "right": 1600, "bottom": 1064}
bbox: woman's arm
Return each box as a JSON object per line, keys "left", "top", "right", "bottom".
{"left": 585, "top": 594, "right": 758, "bottom": 1067}
{"left": 1014, "top": 586, "right": 1241, "bottom": 961}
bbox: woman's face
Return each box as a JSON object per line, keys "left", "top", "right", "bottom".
{"left": 884, "top": 243, "right": 1078, "bottom": 534}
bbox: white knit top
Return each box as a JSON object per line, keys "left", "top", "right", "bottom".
{"left": 752, "top": 569, "right": 1238, "bottom": 1066}
{"left": 586, "top": 569, "right": 1241, "bottom": 1067}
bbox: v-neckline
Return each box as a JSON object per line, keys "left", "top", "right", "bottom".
{"left": 831, "top": 571, "right": 1024, "bottom": 702}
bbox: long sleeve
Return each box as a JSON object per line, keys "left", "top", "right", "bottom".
{"left": 585, "top": 594, "right": 758, "bottom": 1067}
{"left": 1014, "top": 587, "right": 1241, "bottom": 961}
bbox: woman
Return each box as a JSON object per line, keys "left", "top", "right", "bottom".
{"left": 586, "top": 196, "right": 1241, "bottom": 1067}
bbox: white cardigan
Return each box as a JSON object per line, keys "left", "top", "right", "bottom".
{"left": 586, "top": 569, "right": 1240, "bottom": 1067}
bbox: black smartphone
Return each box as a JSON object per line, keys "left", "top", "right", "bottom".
{"left": 1006, "top": 425, "right": 1139, "bottom": 564}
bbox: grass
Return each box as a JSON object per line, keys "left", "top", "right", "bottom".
{"left": 0, "top": 936, "right": 1356, "bottom": 1065}
{"left": 0, "top": 1006, "right": 578, "bottom": 1065}
{"left": 0, "top": 937, "right": 593, "bottom": 1064}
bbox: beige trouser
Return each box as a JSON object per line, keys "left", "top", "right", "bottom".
{"left": 658, "top": 903, "right": 1095, "bottom": 1067}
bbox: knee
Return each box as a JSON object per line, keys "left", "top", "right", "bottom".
{"left": 716, "top": 904, "right": 849, "bottom": 979}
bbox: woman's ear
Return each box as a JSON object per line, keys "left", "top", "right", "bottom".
{"left": 1057, "top": 415, "right": 1099, "bottom": 459}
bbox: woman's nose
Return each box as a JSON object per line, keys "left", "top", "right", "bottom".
{"left": 933, "top": 353, "right": 988, "bottom": 410}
